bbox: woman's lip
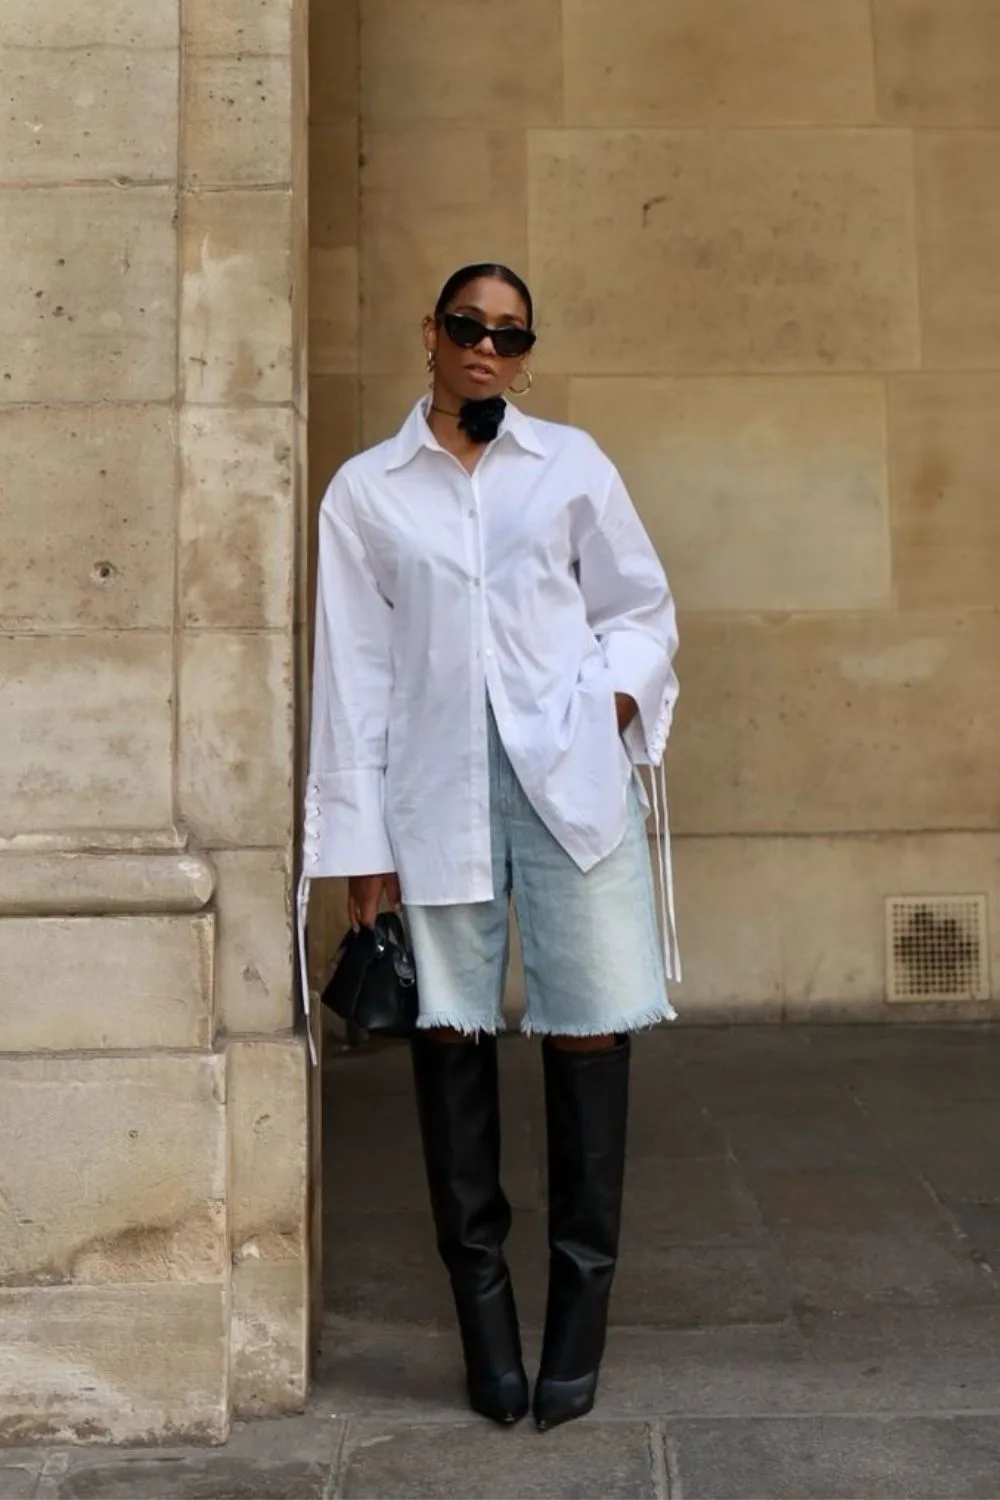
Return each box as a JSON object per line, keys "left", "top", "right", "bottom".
{"left": 465, "top": 364, "right": 496, "bottom": 380}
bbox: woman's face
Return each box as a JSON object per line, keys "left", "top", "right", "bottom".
{"left": 424, "top": 276, "right": 532, "bottom": 404}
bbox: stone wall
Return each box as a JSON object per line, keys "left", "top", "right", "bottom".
{"left": 310, "top": 0, "right": 1000, "bottom": 1018}
{"left": 1, "top": 0, "right": 309, "bottom": 1443}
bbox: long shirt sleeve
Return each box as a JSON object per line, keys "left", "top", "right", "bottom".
{"left": 578, "top": 466, "right": 679, "bottom": 767}
{"left": 303, "top": 479, "right": 395, "bottom": 879}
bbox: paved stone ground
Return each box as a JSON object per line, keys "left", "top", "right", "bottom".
{"left": 5, "top": 1025, "right": 1000, "bottom": 1499}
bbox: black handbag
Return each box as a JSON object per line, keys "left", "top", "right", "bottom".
{"left": 320, "top": 911, "right": 419, "bottom": 1038}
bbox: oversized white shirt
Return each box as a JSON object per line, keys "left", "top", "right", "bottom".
{"left": 297, "top": 398, "right": 680, "bottom": 1054}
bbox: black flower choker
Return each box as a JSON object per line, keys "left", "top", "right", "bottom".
{"left": 458, "top": 395, "right": 506, "bottom": 444}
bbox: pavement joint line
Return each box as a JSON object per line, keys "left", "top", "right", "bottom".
{"left": 322, "top": 1415, "right": 350, "bottom": 1500}
{"left": 647, "top": 1419, "right": 671, "bottom": 1500}
{"left": 664, "top": 1427, "right": 684, "bottom": 1500}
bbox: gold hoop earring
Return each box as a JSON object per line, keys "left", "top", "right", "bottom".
{"left": 508, "top": 368, "right": 533, "bottom": 397}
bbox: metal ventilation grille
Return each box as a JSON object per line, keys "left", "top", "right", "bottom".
{"left": 886, "top": 896, "right": 990, "bottom": 1002}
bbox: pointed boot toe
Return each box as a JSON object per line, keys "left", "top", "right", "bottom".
{"left": 533, "top": 1372, "right": 598, "bottom": 1431}
{"left": 470, "top": 1364, "right": 530, "bottom": 1426}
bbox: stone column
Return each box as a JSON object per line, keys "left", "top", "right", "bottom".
{"left": 0, "top": 0, "right": 309, "bottom": 1443}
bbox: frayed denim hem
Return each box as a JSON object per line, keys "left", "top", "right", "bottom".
{"left": 519, "top": 999, "right": 677, "bottom": 1038}
{"left": 415, "top": 1012, "right": 502, "bottom": 1037}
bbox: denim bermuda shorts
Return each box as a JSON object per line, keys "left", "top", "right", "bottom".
{"left": 405, "top": 702, "right": 675, "bottom": 1038}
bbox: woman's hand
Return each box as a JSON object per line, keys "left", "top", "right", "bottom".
{"left": 615, "top": 693, "right": 638, "bottom": 734}
{"left": 348, "top": 872, "right": 401, "bottom": 931}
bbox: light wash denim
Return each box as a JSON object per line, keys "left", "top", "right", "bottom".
{"left": 406, "top": 701, "right": 675, "bottom": 1037}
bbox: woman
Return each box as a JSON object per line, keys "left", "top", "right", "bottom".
{"left": 301, "top": 263, "right": 680, "bottom": 1431}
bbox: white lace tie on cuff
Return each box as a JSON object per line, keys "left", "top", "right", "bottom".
{"left": 296, "top": 872, "right": 318, "bottom": 1066}
{"left": 650, "top": 760, "right": 681, "bottom": 986}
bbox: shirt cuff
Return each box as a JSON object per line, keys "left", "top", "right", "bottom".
{"left": 603, "top": 630, "right": 675, "bottom": 765}
{"left": 303, "top": 768, "right": 395, "bottom": 876}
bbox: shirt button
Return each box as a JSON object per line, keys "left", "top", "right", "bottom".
{"left": 467, "top": 508, "right": 475, "bottom": 519}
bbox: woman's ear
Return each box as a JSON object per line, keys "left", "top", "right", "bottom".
{"left": 421, "top": 315, "right": 437, "bottom": 358}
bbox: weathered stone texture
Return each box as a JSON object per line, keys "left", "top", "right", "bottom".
{"left": 0, "top": 914, "right": 214, "bottom": 1052}
{"left": 889, "top": 375, "right": 1000, "bottom": 610}
{"left": 361, "top": 0, "right": 562, "bottom": 127}
{"left": 0, "top": 851, "right": 215, "bottom": 916}
{"left": 178, "top": 632, "right": 295, "bottom": 847}
{"left": 0, "top": 49, "right": 178, "bottom": 182}
{"left": 0, "top": 1285, "right": 227, "bottom": 1445}
{"left": 228, "top": 1040, "right": 308, "bottom": 1414}
{"left": 179, "top": 406, "right": 294, "bottom": 630}
{"left": 916, "top": 132, "right": 1000, "bottom": 369}
{"left": 181, "top": 189, "right": 293, "bottom": 403}
{"left": 0, "top": 188, "right": 176, "bottom": 404}
{"left": 528, "top": 130, "right": 920, "bottom": 375}
{"left": 213, "top": 850, "right": 294, "bottom": 1035}
{"left": 183, "top": 55, "right": 293, "bottom": 187}
{"left": 570, "top": 377, "right": 890, "bottom": 612}
{"left": 875, "top": 0, "right": 1000, "bottom": 125}
{"left": 0, "top": 634, "right": 173, "bottom": 835}
{"left": 0, "top": 1054, "right": 226, "bottom": 1288}
{"left": 670, "top": 612, "right": 1000, "bottom": 836}
{"left": 0, "top": 406, "right": 176, "bottom": 632}
{"left": 564, "top": 0, "right": 876, "bottom": 125}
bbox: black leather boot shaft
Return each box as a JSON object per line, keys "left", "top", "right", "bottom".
{"left": 410, "top": 1033, "right": 529, "bottom": 1425}
{"left": 534, "top": 1035, "right": 631, "bottom": 1431}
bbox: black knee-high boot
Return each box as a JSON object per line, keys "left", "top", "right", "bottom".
{"left": 533, "top": 1035, "right": 631, "bottom": 1431}
{"left": 410, "top": 1033, "right": 529, "bottom": 1425}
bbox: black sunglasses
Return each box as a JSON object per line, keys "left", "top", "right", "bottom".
{"left": 439, "top": 312, "right": 536, "bottom": 360}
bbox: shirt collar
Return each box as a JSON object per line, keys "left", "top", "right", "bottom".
{"left": 385, "top": 396, "right": 546, "bottom": 472}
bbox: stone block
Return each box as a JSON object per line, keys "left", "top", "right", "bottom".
{"left": 184, "top": 0, "right": 293, "bottom": 54}
{"left": 670, "top": 838, "right": 784, "bottom": 1009}
{"left": 917, "top": 133, "right": 1000, "bottom": 369}
{"left": 361, "top": 0, "right": 561, "bottom": 127}
{"left": 339, "top": 1420, "right": 656, "bottom": 1499}
{"left": 1, "top": 47, "right": 177, "bottom": 182}
{"left": 564, "top": 0, "right": 875, "bottom": 125}
{"left": 183, "top": 54, "right": 292, "bottom": 187}
{"left": 0, "top": 914, "right": 214, "bottom": 1053}
{"left": 229, "top": 1039, "right": 307, "bottom": 1247}
{"left": 0, "top": 850, "right": 215, "bottom": 916}
{"left": 0, "top": 634, "right": 173, "bottom": 834}
{"left": 889, "top": 376, "right": 1000, "bottom": 610}
{"left": 0, "top": 405, "right": 175, "bottom": 632}
{"left": 570, "top": 377, "right": 890, "bottom": 611}
{"left": 4, "top": 0, "right": 175, "bottom": 47}
{"left": 670, "top": 612, "right": 1000, "bottom": 836}
{"left": 310, "top": 123, "right": 359, "bottom": 248}
{"left": 0, "top": 1285, "right": 227, "bottom": 1445}
{"left": 179, "top": 406, "right": 294, "bottom": 629}
{"left": 0, "top": 187, "right": 175, "bottom": 404}
{"left": 52, "top": 1415, "right": 342, "bottom": 1499}
{"left": 361, "top": 129, "right": 527, "bottom": 374}
{"left": 181, "top": 189, "right": 293, "bottom": 403}
{"left": 875, "top": 0, "right": 1000, "bottom": 125}
{"left": 232, "top": 1259, "right": 308, "bottom": 1416}
{"left": 310, "top": 245, "right": 360, "bottom": 374}
{"left": 214, "top": 850, "right": 294, "bottom": 1034}
{"left": 528, "top": 130, "right": 919, "bottom": 374}
{"left": 310, "top": 0, "right": 358, "bottom": 123}
{"left": 0, "top": 1054, "right": 226, "bottom": 1287}
{"left": 178, "top": 632, "right": 294, "bottom": 846}
{"left": 228, "top": 1039, "right": 308, "bottom": 1415}
{"left": 670, "top": 1414, "right": 1000, "bottom": 1500}
{"left": 778, "top": 832, "right": 1000, "bottom": 1006}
